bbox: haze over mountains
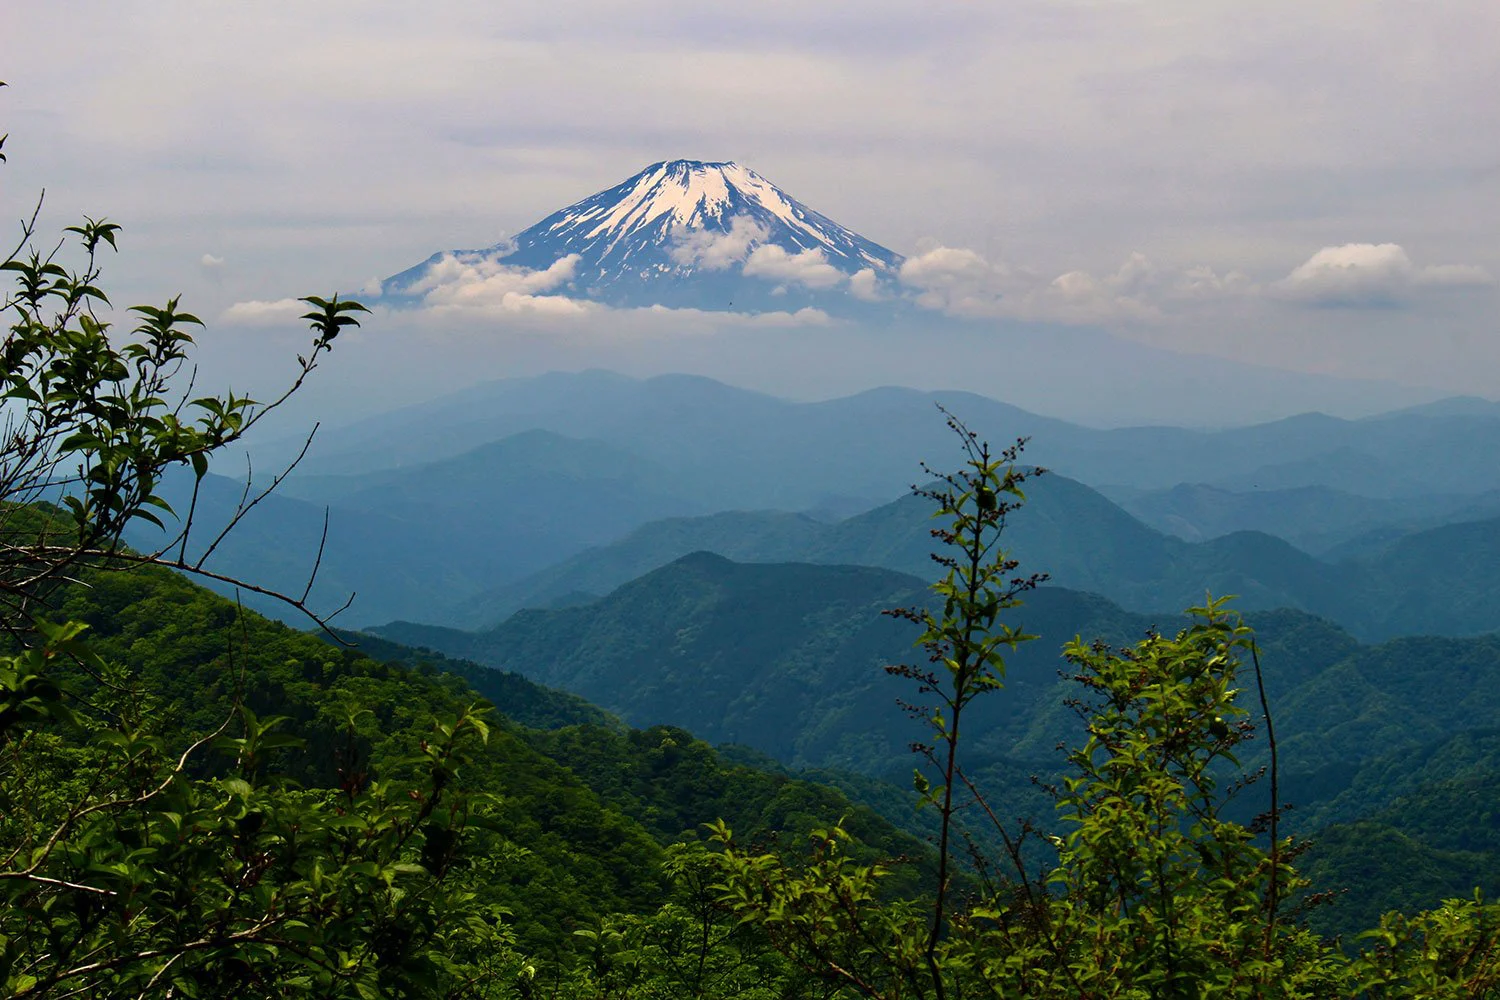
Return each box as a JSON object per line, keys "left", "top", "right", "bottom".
{"left": 124, "top": 369, "right": 1500, "bottom": 642}
{"left": 328, "top": 159, "right": 1450, "bottom": 429}
{"left": 364, "top": 459, "right": 1500, "bottom": 642}
{"left": 265, "top": 370, "right": 1500, "bottom": 496}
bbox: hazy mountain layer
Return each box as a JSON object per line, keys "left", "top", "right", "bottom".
{"left": 450, "top": 471, "right": 1500, "bottom": 642}
{"left": 263, "top": 372, "right": 1499, "bottom": 502}
{"left": 129, "top": 431, "right": 707, "bottom": 628}
{"left": 1112, "top": 482, "right": 1500, "bottom": 555}
{"left": 175, "top": 405, "right": 1500, "bottom": 639}
{"left": 373, "top": 556, "right": 1149, "bottom": 776}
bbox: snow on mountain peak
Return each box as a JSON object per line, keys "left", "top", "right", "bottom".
{"left": 382, "top": 159, "right": 906, "bottom": 313}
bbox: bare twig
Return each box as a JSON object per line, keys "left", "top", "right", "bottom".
{"left": 191, "top": 423, "right": 319, "bottom": 570}
{"left": 1249, "top": 638, "right": 1281, "bottom": 950}
{"left": 300, "top": 505, "right": 331, "bottom": 605}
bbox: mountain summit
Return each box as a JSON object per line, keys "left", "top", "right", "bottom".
{"left": 382, "top": 159, "right": 906, "bottom": 313}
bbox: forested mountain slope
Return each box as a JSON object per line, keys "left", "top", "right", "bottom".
{"left": 1303, "top": 771, "right": 1500, "bottom": 939}
{"left": 452, "top": 473, "right": 1361, "bottom": 630}
{"left": 374, "top": 550, "right": 1500, "bottom": 937}
{"left": 379, "top": 546, "right": 1500, "bottom": 829}
{"left": 449, "top": 472, "right": 1500, "bottom": 641}
{"left": 39, "top": 561, "right": 928, "bottom": 954}
{"left": 375, "top": 554, "right": 1389, "bottom": 779}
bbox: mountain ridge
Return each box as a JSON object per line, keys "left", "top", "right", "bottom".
{"left": 259, "top": 371, "right": 1483, "bottom": 495}
{"left": 440, "top": 473, "right": 1371, "bottom": 637}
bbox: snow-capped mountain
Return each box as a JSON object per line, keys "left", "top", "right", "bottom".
{"left": 382, "top": 159, "right": 906, "bottom": 314}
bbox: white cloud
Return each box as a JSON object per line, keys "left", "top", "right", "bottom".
{"left": 897, "top": 246, "right": 1006, "bottom": 316}
{"left": 1274, "top": 243, "right": 1493, "bottom": 306}
{"left": 358, "top": 252, "right": 593, "bottom": 319}
{"left": 408, "top": 252, "right": 580, "bottom": 299}
{"left": 1039, "top": 251, "right": 1189, "bottom": 322}
{"left": 898, "top": 238, "right": 1497, "bottom": 325}
{"left": 433, "top": 291, "right": 596, "bottom": 318}
{"left": 742, "top": 244, "right": 847, "bottom": 289}
{"left": 899, "top": 246, "right": 992, "bottom": 286}
{"left": 200, "top": 253, "right": 225, "bottom": 287}
{"left": 417, "top": 292, "right": 833, "bottom": 327}
{"left": 1049, "top": 270, "right": 1102, "bottom": 299}
{"left": 411, "top": 251, "right": 585, "bottom": 310}
{"left": 739, "top": 306, "right": 833, "bottom": 327}
{"left": 373, "top": 250, "right": 838, "bottom": 327}
{"left": 898, "top": 246, "right": 1251, "bottom": 323}
{"left": 848, "top": 268, "right": 883, "bottom": 301}
{"left": 1274, "top": 242, "right": 1414, "bottom": 306}
{"left": 1108, "top": 251, "right": 1154, "bottom": 297}
{"left": 1025, "top": 262, "right": 1160, "bottom": 324}
{"left": 221, "top": 297, "right": 304, "bottom": 325}
{"left": 670, "top": 216, "right": 767, "bottom": 270}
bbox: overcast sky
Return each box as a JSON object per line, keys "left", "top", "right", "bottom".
{"left": 3, "top": 1, "right": 1498, "bottom": 424}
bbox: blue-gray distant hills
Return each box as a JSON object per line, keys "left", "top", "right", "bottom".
{"left": 141, "top": 434, "right": 1500, "bottom": 643}
{"left": 264, "top": 371, "right": 1500, "bottom": 501}
{"left": 434, "top": 470, "right": 1500, "bottom": 642}
{"left": 153, "top": 370, "right": 1500, "bottom": 633}
{"left": 446, "top": 473, "right": 1354, "bottom": 629}
{"left": 130, "top": 428, "right": 708, "bottom": 627}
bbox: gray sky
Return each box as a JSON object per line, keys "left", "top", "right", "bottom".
{"left": 3, "top": 1, "right": 1498, "bottom": 424}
